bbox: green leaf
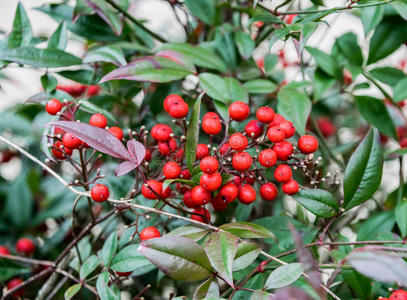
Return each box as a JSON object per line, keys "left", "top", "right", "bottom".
{"left": 277, "top": 87, "right": 311, "bottom": 136}
{"left": 204, "top": 231, "right": 238, "bottom": 285}
{"left": 214, "top": 30, "right": 236, "bottom": 71}
{"left": 244, "top": 79, "right": 277, "bottom": 94}
{"left": 235, "top": 32, "right": 255, "bottom": 60}
{"left": 84, "top": 45, "right": 126, "bottom": 66}
{"left": 347, "top": 250, "right": 407, "bottom": 286}
{"left": 96, "top": 272, "right": 119, "bottom": 300}
{"left": 225, "top": 77, "right": 248, "bottom": 102}
{"left": 354, "top": 96, "right": 397, "bottom": 140}
{"left": 264, "top": 54, "right": 278, "bottom": 76}
{"left": 159, "top": 43, "right": 228, "bottom": 73}
{"left": 336, "top": 32, "right": 363, "bottom": 66}
{"left": 370, "top": 67, "right": 406, "bottom": 86}
{"left": 111, "top": 244, "right": 152, "bottom": 272}
{"left": 306, "top": 46, "right": 341, "bottom": 78}
{"left": 57, "top": 70, "right": 95, "bottom": 85}
{"left": 163, "top": 179, "right": 195, "bottom": 190}
{"left": 199, "top": 73, "right": 229, "bottom": 102}
{"left": 64, "top": 284, "right": 81, "bottom": 300}
{"left": 343, "top": 128, "right": 383, "bottom": 210}
{"left": 184, "top": 0, "right": 216, "bottom": 25}
{"left": 40, "top": 73, "right": 58, "bottom": 92}
{"left": 185, "top": 92, "right": 202, "bottom": 172}
{"left": 361, "top": 5, "right": 383, "bottom": 35}
{"left": 8, "top": 2, "right": 32, "bottom": 48}
{"left": 100, "top": 56, "right": 193, "bottom": 83}
{"left": 313, "top": 68, "right": 336, "bottom": 100}
{"left": 220, "top": 222, "right": 276, "bottom": 240}
{"left": 393, "top": 77, "right": 407, "bottom": 102}
{"left": 48, "top": 21, "right": 68, "bottom": 50}
{"left": 368, "top": 16, "right": 407, "bottom": 64}
{"left": 78, "top": 99, "right": 117, "bottom": 123}
{"left": 80, "top": 255, "right": 100, "bottom": 279}
{"left": 86, "top": 0, "right": 123, "bottom": 35}
{"left": 248, "top": 13, "right": 286, "bottom": 26}
{"left": 392, "top": 0, "right": 407, "bottom": 20}
{"left": 6, "top": 175, "right": 32, "bottom": 227}
{"left": 167, "top": 225, "right": 210, "bottom": 241}
{"left": 101, "top": 231, "right": 117, "bottom": 266}
{"left": 251, "top": 290, "right": 273, "bottom": 300}
{"left": 264, "top": 263, "right": 304, "bottom": 289}
{"left": 232, "top": 242, "right": 260, "bottom": 271}
{"left": 0, "top": 47, "right": 82, "bottom": 68}
{"left": 193, "top": 277, "right": 220, "bottom": 300}
{"left": 357, "top": 211, "right": 395, "bottom": 241}
{"left": 294, "top": 189, "right": 339, "bottom": 218}
{"left": 138, "top": 236, "right": 213, "bottom": 281}
{"left": 396, "top": 201, "right": 407, "bottom": 238}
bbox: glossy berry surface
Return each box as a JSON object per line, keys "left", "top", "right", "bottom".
{"left": 202, "top": 117, "right": 222, "bottom": 135}
{"left": 7, "top": 278, "right": 24, "bottom": 297}
{"left": 180, "top": 169, "right": 191, "bottom": 179}
{"left": 151, "top": 124, "right": 173, "bottom": 142}
{"left": 89, "top": 113, "right": 107, "bottom": 128}
{"left": 256, "top": 106, "right": 275, "bottom": 123}
{"left": 229, "top": 133, "right": 248, "bottom": 151}
{"left": 163, "top": 161, "right": 181, "bottom": 179}
{"left": 229, "top": 101, "right": 249, "bottom": 121}
{"left": 282, "top": 179, "right": 299, "bottom": 195}
{"left": 273, "top": 141, "right": 293, "bottom": 161}
{"left": 183, "top": 190, "right": 200, "bottom": 209}
{"left": 270, "top": 114, "right": 285, "bottom": 126}
{"left": 212, "top": 195, "right": 228, "bottom": 211}
{"left": 267, "top": 126, "right": 285, "bottom": 143}
{"left": 279, "top": 120, "right": 295, "bottom": 138}
{"left": 274, "top": 164, "right": 292, "bottom": 182}
{"left": 0, "top": 245, "right": 10, "bottom": 255}
{"left": 191, "top": 185, "right": 212, "bottom": 205}
{"left": 196, "top": 144, "right": 210, "bottom": 159}
{"left": 168, "top": 99, "right": 189, "bottom": 118}
{"left": 259, "top": 149, "right": 277, "bottom": 167}
{"left": 191, "top": 207, "right": 210, "bottom": 223}
{"left": 45, "top": 98, "right": 62, "bottom": 115}
{"left": 390, "top": 290, "right": 407, "bottom": 300}
{"left": 298, "top": 135, "right": 318, "bottom": 154}
{"left": 16, "top": 238, "right": 35, "bottom": 255}
{"left": 62, "top": 133, "right": 81, "bottom": 149}
{"left": 140, "top": 227, "right": 161, "bottom": 241}
{"left": 232, "top": 152, "right": 252, "bottom": 171}
{"left": 200, "top": 156, "right": 219, "bottom": 174}
{"left": 238, "top": 184, "right": 256, "bottom": 204}
{"left": 142, "top": 180, "right": 162, "bottom": 199}
{"left": 200, "top": 172, "right": 222, "bottom": 191}
{"left": 108, "top": 127, "right": 124, "bottom": 140}
{"left": 91, "top": 184, "right": 110, "bottom": 202}
{"left": 245, "top": 120, "right": 264, "bottom": 138}
{"left": 52, "top": 141, "right": 72, "bottom": 160}
{"left": 219, "top": 183, "right": 239, "bottom": 202}
{"left": 260, "top": 183, "right": 278, "bottom": 201}
{"left": 219, "top": 142, "right": 231, "bottom": 155}
{"left": 164, "top": 94, "right": 183, "bottom": 112}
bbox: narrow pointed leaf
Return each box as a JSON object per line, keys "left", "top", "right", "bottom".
{"left": 395, "top": 201, "right": 407, "bottom": 238}
{"left": 167, "top": 225, "right": 210, "bottom": 241}
{"left": 264, "top": 263, "right": 303, "bottom": 289}
{"left": 97, "top": 272, "right": 119, "bottom": 300}
{"left": 233, "top": 242, "right": 260, "bottom": 271}
{"left": 84, "top": 45, "right": 126, "bottom": 66}
{"left": 184, "top": 0, "right": 216, "bottom": 25}
{"left": 111, "top": 244, "right": 152, "bottom": 272}
{"left": 80, "top": 255, "right": 100, "bottom": 279}
{"left": 64, "top": 284, "right": 81, "bottom": 300}
{"left": 156, "top": 50, "right": 196, "bottom": 73}
{"left": 85, "top": 0, "right": 123, "bottom": 35}
{"left": 8, "top": 3, "right": 32, "bottom": 48}
{"left": 48, "top": 21, "right": 68, "bottom": 50}
{"left": 294, "top": 189, "right": 339, "bottom": 218}
{"left": 193, "top": 277, "right": 220, "bottom": 300}
{"left": 185, "top": 92, "right": 203, "bottom": 172}
{"left": 220, "top": 222, "right": 276, "bottom": 240}
{"left": 101, "top": 231, "right": 117, "bottom": 266}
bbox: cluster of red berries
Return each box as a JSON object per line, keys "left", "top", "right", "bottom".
{"left": 0, "top": 238, "right": 36, "bottom": 297}
{"left": 379, "top": 289, "right": 407, "bottom": 300}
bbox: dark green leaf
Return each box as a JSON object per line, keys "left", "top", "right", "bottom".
{"left": 57, "top": 70, "right": 95, "bottom": 84}
{"left": 244, "top": 79, "right": 277, "bottom": 94}
{"left": 193, "top": 277, "right": 219, "bottom": 300}
{"left": 220, "top": 222, "right": 276, "bottom": 240}
{"left": 354, "top": 96, "right": 397, "bottom": 140}
{"left": 204, "top": 231, "right": 238, "bottom": 285}
{"left": 0, "top": 47, "right": 82, "bottom": 68}
{"left": 357, "top": 211, "right": 395, "bottom": 241}
{"left": 48, "top": 21, "right": 68, "bottom": 50}
{"left": 199, "top": 73, "right": 228, "bottom": 102}
{"left": 306, "top": 46, "right": 342, "bottom": 78}
{"left": 101, "top": 231, "right": 117, "bottom": 266}
{"left": 294, "top": 189, "right": 339, "bottom": 218}
{"left": 264, "top": 263, "right": 304, "bottom": 289}
{"left": 64, "top": 284, "right": 81, "bottom": 300}
{"left": 370, "top": 66, "right": 406, "bottom": 86}
{"left": 313, "top": 68, "right": 336, "bottom": 100}
{"left": 235, "top": 32, "right": 255, "bottom": 59}
{"left": 86, "top": 0, "right": 123, "bottom": 35}
{"left": 184, "top": 0, "right": 216, "bottom": 25}
{"left": 361, "top": 5, "right": 383, "bottom": 35}
{"left": 167, "top": 225, "right": 210, "bottom": 241}
{"left": 138, "top": 236, "right": 213, "bottom": 281}
{"left": 225, "top": 77, "right": 248, "bottom": 101}
{"left": 84, "top": 45, "right": 126, "bottom": 66}
{"left": 8, "top": 2, "right": 32, "bottom": 48}
{"left": 248, "top": 13, "right": 286, "bottom": 26}
{"left": 40, "top": 73, "right": 58, "bottom": 92}
{"left": 96, "top": 272, "right": 118, "bottom": 300}
{"left": 111, "top": 244, "right": 152, "bottom": 272}
{"left": 232, "top": 242, "right": 260, "bottom": 271}
{"left": 185, "top": 92, "right": 202, "bottom": 172}
{"left": 6, "top": 175, "right": 32, "bottom": 227}
{"left": 344, "top": 128, "right": 383, "bottom": 210}
{"left": 393, "top": 77, "right": 407, "bottom": 102}
{"left": 336, "top": 32, "right": 363, "bottom": 66}
{"left": 264, "top": 54, "right": 278, "bottom": 76}
{"left": 396, "top": 201, "right": 407, "bottom": 238}
{"left": 80, "top": 255, "right": 100, "bottom": 279}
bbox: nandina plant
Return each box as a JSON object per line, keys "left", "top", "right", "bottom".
{"left": 1, "top": 0, "right": 407, "bottom": 299}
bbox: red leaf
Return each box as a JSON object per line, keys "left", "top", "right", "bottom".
{"left": 115, "top": 160, "right": 138, "bottom": 177}
{"left": 127, "top": 140, "right": 146, "bottom": 165}
{"left": 46, "top": 121, "right": 131, "bottom": 160}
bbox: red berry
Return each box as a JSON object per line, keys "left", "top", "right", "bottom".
{"left": 144, "top": 149, "right": 152, "bottom": 162}
{"left": 7, "top": 278, "right": 24, "bottom": 297}
{"left": 219, "top": 183, "right": 239, "bottom": 202}
{"left": 203, "top": 112, "right": 220, "bottom": 120}
{"left": 212, "top": 195, "right": 228, "bottom": 211}
{"left": 191, "top": 207, "right": 211, "bottom": 223}
{"left": 229, "top": 101, "right": 250, "bottom": 121}
{"left": 260, "top": 183, "right": 278, "bottom": 201}
{"left": 219, "top": 142, "right": 231, "bottom": 155}
{"left": 232, "top": 151, "right": 252, "bottom": 171}
{"left": 270, "top": 114, "right": 285, "bottom": 126}
{"left": 267, "top": 126, "right": 285, "bottom": 143}
{"left": 163, "top": 161, "right": 181, "bottom": 179}
{"left": 16, "top": 238, "right": 35, "bottom": 255}
{"left": 196, "top": 144, "right": 210, "bottom": 159}
{"left": 390, "top": 290, "right": 407, "bottom": 300}
{"left": 62, "top": 133, "right": 81, "bottom": 149}
{"left": 279, "top": 121, "right": 295, "bottom": 138}
{"left": 259, "top": 149, "right": 277, "bottom": 167}
{"left": 160, "top": 183, "right": 171, "bottom": 199}
{"left": 244, "top": 172, "right": 256, "bottom": 185}
{"left": 142, "top": 180, "right": 162, "bottom": 199}
{"left": 317, "top": 117, "right": 336, "bottom": 137}
{"left": 45, "top": 98, "right": 62, "bottom": 115}
{"left": 108, "top": 127, "right": 124, "bottom": 140}
{"left": 229, "top": 133, "right": 248, "bottom": 151}
{"left": 183, "top": 190, "right": 200, "bottom": 208}
{"left": 233, "top": 176, "right": 242, "bottom": 186}
{"left": 191, "top": 185, "right": 212, "bottom": 206}
{"left": 0, "top": 246, "right": 10, "bottom": 256}
{"left": 89, "top": 113, "right": 107, "bottom": 128}
{"left": 151, "top": 124, "right": 173, "bottom": 142}
{"left": 140, "top": 227, "right": 161, "bottom": 241}
{"left": 180, "top": 169, "right": 191, "bottom": 179}
{"left": 200, "top": 156, "right": 219, "bottom": 174}
{"left": 164, "top": 94, "right": 183, "bottom": 112}
{"left": 202, "top": 118, "right": 222, "bottom": 135}
{"left": 117, "top": 271, "right": 132, "bottom": 277}
{"left": 257, "top": 107, "right": 275, "bottom": 123}
{"left": 200, "top": 172, "right": 222, "bottom": 191}
{"left": 168, "top": 99, "right": 189, "bottom": 118}
{"left": 91, "top": 184, "right": 110, "bottom": 202}
{"left": 158, "top": 142, "right": 170, "bottom": 156}
{"left": 274, "top": 164, "right": 292, "bottom": 182}
{"left": 168, "top": 138, "right": 177, "bottom": 152}
{"left": 273, "top": 141, "right": 293, "bottom": 161}
{"left": 87, "top": 85, "right": 100, "bottom": 97}
{"left": 245, "top": 120, "right": 264, "bottom": 138}
{"left": 52, "top": 141, "right": 72, "bottom": 160}
{"left": 238, "top": 184, "right": 256, "bottom": 204}
{"left": 298, "top": 135, "right": 318, "bottom": 154}
{"left": 282, "top": 179, "right": 299, "bottom": 195}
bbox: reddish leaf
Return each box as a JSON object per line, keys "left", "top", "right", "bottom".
{"left": 156, "top": 50, "right": 196, "bottom": 72}
{"left": 274, "top": 287, "right": 313, "bottom": 300}
{"left": 85, "top": 0, "right": 123, "bottom": 35}
{"left": 115, "top": 160, "right": 138, "bottom": 177}
{"left": 47, "top": 121, "right": 131, "bottom": 160}
{"left": 127, "top": 140, "right": 146, "bottom": 165}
